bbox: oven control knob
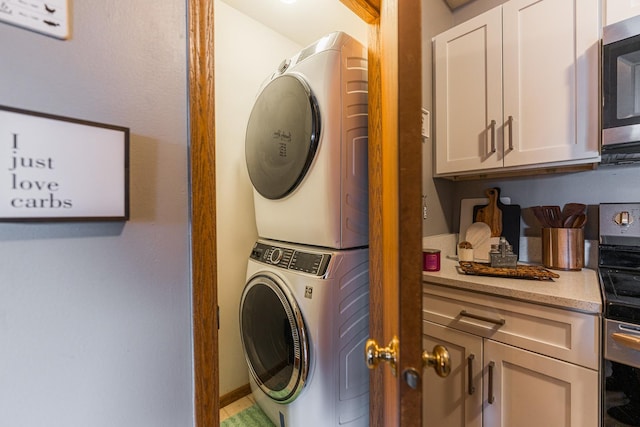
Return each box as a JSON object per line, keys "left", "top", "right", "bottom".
{"left": 269, "top": 248, "right": 283, "bottom": 264}
{"left": 614, "top": 211, "right": 633, "bottom": 226}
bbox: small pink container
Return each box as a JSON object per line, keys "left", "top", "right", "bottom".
{"left": 423, "top": 249, "right": 441, "bottom": 272}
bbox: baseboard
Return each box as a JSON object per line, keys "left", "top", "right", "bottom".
{"left": 220, "top": 383, "right": 251, "bottom": 408}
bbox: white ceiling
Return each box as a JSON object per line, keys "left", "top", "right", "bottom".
{"left": 221, "top": 0, "right": 368, "bottom": 47}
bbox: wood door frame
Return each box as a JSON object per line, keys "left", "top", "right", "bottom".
{"left": 189, "top": 1, "right": 218, "bottom": 426}
{"left": 188, "top": 1, "right": 421, "bottom": 426}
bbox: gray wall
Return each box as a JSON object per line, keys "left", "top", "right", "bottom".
{"left": 422, "top": 0, "right": 455, "bottom": 236}
{"left": 0, "top": 2, "right": 193, "bottom": 426}
{"left": 451, "top": 166, "right": 640, "bottom": 242}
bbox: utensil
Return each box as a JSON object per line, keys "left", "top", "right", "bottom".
{"left": 532, "top": 206, "right": 548, "bottom": 227}
{"left": 542, "top": 205, "right": 563, "bottom": 228}
{"left": 571, "top": 214, "right": 587, "bottom": 228}
{"left": 562, "top": 203, "right": 586, "bottom": 218}
{"left": 561, "top": 203, "right": 586, "bottom": 228}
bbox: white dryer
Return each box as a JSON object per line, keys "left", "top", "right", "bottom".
{"left": 240, "top": 239, "right": 369, "bottom": 427}
{"left": 245, "top": 32, "right": 368, "bottom": 249}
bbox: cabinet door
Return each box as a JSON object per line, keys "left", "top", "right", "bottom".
{"left": 502, "top": 0, "right": 599, "bottom": 167}
{"left": 433, "top": 6, "right": 503, "bottom": 175}
{"left": 423, "top": 321, "right": 483, "bottom": 427}
{"left": 482, "top": 340, "right": 598, "bottom": 427}
{"left": 604, "top": 0, "right": 640, "bottom": 26}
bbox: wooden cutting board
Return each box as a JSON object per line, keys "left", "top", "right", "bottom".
{"left": 474, "top": 188, "right": 502, "bottom": 237}
{"left": 473, "top": 187, "right": 521, "bottom": 258}
{"left": 459, "top": 196, "right": 510, "bottom": 240}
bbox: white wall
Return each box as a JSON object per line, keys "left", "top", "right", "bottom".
{"left": 0, "top": 2, "right": 193, "bottom": 426}
{"left": 215, "top": 0, "right": 368, "bottom": 395}
{"left": 214, "top": 0, "right": 302, "bottom": 395}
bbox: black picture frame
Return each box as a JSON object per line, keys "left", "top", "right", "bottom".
{"left": 0, "top": 105, "right": 129, "bottom": 221}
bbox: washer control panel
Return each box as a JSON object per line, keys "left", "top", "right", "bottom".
{"left": 250, "top": 241, "right": 331, "bottom": 276}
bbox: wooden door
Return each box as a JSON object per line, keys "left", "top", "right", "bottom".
{"left": 343, "top": 0, "right": 425, "bottom": 426}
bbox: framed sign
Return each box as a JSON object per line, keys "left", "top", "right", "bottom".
{"left": 0, "top": 0, "right": 70, "bottom": 40}
{"left": 0, "top": 105, "right": 129, "bottom": 221}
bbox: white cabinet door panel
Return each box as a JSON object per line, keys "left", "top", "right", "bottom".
{"left": 434, "top": 7, "right": 503, "bottom": 174}
{"left": 604, "top": 0, "right": 640, "bottom": 26}
{"left": 423, "top": 321, "right": 483, "bottom": 427}
{"left": 502, "top": 0, "right": 593, "bottom": 166}
{"left": 482, "top": 340, "right": 598, "bottom": 427}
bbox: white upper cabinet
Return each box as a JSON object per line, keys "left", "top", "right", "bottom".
{"left": 604, "top": 0, "right": 640, "bottom": 26}
{"left": 433, "top": 0, "right": 600, "bottom": 178}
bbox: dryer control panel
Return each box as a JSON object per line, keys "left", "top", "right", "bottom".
{"left": 250, "top": 241, "right": 331, "bottom": 276}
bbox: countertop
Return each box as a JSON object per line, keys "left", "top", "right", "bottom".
{"left": 423, "top": 255, "right": 602, "bottom": 314}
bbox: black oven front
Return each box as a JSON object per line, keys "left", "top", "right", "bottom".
{"left": 600, "top": 203, "right": 640, "bottom": 426}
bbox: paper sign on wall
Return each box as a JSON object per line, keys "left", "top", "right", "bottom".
{"left": 0, "top": 106, "right": 129, "bottom": 221}
{"left": 0, "top": 0, "right": 70, "bottom": 40}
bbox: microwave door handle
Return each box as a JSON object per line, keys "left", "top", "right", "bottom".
{"left": 612, "top": 332, "right": 640, "bottom": 351}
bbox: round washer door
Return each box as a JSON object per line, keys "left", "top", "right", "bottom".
{"left": 245, "top": 74, "right": 321, "bottom": 200}
{"left": 240, "top": 273, "right": 310, "bottom": 403}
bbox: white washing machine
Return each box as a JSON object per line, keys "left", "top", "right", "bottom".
{"left": 245, "top": 32, "right": 368, "bottom": 249}
{"left": 240, "top": 239, "right": 370, "bottom": 427}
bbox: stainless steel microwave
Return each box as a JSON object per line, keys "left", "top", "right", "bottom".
{"left": 602, "top": 14, "right": 640, "bottom": 164}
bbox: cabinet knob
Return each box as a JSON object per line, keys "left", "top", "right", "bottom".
{"left": 423, "top": 345, "right": 451, "bottom": 378}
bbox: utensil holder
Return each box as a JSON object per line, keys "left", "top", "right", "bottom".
{"left": 542, "top": 228, "right": 584, "bottom": 271}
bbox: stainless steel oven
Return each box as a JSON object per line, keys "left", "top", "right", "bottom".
{"left": 602, "top": 15, "right": 640, "bottom": 164}
{"left": 600, "top": 203, "right": 640, "bottom": 426}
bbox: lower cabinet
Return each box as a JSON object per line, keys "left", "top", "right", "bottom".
{"left": 424, "top": 322, "right": 483, "bottom": 427}
{"left": 423, "top": 285, "right": 599, "bottom": 427}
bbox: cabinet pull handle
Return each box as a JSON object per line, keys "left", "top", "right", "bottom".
{"left": 507, "top": 115, "right": 514, "bottom": 151}
{"left": 489, "top": 120, "right": 497, "bottom": 154}
{"left": 459, "top": 310, "right": 506, "bottom": 326}
{"left": 488, "top": 361, "right": 496, "bottom": 404}
{"left": 467, "top": 354, "right": 475, "bottom": 395}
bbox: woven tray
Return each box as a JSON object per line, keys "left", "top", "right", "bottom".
{"left": 458, "top": 261, "right": 560, "bottom": 281}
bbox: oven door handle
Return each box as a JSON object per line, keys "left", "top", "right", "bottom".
{"left": 612, "top": 332, "right": 640, "bottom": 351}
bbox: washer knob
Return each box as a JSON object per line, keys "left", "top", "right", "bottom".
{"left": 269, "top": 248, "right": 283, "bottom": 265}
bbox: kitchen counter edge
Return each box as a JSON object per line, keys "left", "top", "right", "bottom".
{"left": 423, "top": 256, "right": 602, "bottom": 314}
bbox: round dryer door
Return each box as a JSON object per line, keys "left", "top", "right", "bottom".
{"left": 240, "top": 273, "right": 310, "bottom": 403}
{"left": 245, "top": 74, "right": 321, "bottom": 200}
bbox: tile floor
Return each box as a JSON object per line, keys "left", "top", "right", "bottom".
{"left": 220, "top": 394, "right": 256, "bottom": 422}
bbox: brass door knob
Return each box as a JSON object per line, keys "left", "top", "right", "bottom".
{"left": 423, "top": 344, "right": 451, "bottom": 377}
{"left": 365, "top": 337, "right": 398, "bottom": 375}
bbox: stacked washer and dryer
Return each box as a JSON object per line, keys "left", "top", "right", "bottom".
{"left": 239, "top": 32, "right": 370, "bottom": 427}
